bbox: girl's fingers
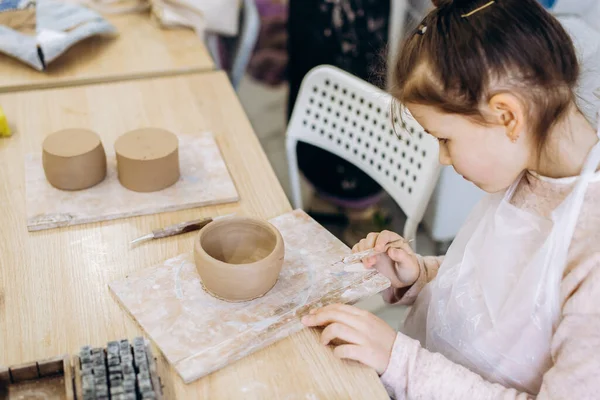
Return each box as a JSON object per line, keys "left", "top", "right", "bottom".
{"left": 364, "top": 232, "right": 378, "bottom": 249}
{"left": 352, "top": 240, "right": 365, "bottom": 253}
{"left": 302, "top": 305, "right": 366, "bottom": 330}
{"left": 317, "top": 303, "right": 364, "bottom": 316}
{"left": 302, "top": 310, "right": 354, "bottom": 328}
{"left": 388, "top": 248, "right": 420, "bottom": 284}
{"left": 387, "top": 247, "right": 410, "bottom": 264}
{"left": 352, "top": 233, "right": 378, "bottom": 253}
{"left": 353, "top": 239, "right": 369, "bottom": 252}
{"left": 387, "top": 239, "right": 414, "bottom": 256}
{"left": 374, "top": 230, "right": 403, "bottom": 252}
{"left": 320, "top": 323, "right": 365, "bottom": 346}
{"left": 362, "top": 256, "right": 377, "bottom": 268}
{"left": 332, "top": 344, "right": 371, "bottom": 367}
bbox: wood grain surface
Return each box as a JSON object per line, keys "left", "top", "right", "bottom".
{"left": 0, "top": 13, "right": 214, "bottom": 94}
{"left": 0, "top": 72, "right": 389, "bottom": 399}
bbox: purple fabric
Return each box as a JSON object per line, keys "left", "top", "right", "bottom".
{"left": 256, "top": 0, "right": 287, "bottom": 18}
{"left": 317, "top": 190, "right": 384, "bottom": 209}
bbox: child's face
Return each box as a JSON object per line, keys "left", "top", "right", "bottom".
{"left": 407, "top": 103, "right": 531, "bottom": 193}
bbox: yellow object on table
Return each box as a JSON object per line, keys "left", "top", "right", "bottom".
{"left": 0, "top": 106, "right": 10, "bottom": 137}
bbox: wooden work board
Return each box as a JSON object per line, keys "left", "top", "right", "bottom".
{"left": 109, "top": 210, "right": 391, "bottom": 383}
{"left": 25, "top": 132, "right": 239, "bottom": 231}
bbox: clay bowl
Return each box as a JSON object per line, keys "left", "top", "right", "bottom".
{"left": 194, "top": 217, "right": 285, "bottom": 302}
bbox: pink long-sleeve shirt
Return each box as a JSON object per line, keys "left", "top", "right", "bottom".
{"left": 380, "top": 171, "right": 600, "bottom": 399}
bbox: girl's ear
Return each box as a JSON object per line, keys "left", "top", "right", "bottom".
{"left": 488, "top": 93, "right": 526, "bottom": 143}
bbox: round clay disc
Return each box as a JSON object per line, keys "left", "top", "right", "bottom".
{"left": 42, "top": 129, "right": 107, "bottom": 191}
{"left": 115, "top": 128, "right": 180, "bottom": 193}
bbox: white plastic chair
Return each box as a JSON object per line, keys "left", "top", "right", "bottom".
{"left": 286, "top": 65, "right": 441, "bottom": 245}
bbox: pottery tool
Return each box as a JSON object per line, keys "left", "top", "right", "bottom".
{"left": 341, "top": 238, "right": 414, "bottom": 265}
{"left": 109, "top": 210, "right": 390, "bottom": 383}
{"left": 130, "top": 214, "right": 234, "bottom": 245}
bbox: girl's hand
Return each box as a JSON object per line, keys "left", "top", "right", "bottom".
{"left": 301, "top": 304, "right": 396, "bottom": 375}
{"left": 352, "top": 231, "right": 420, "bottom": 289}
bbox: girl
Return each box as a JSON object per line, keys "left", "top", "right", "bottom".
{"left": 302, "top": 0, "right": 600, "bottom": 398}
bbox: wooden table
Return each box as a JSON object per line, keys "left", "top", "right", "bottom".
{"left": 0, "top": 13, "right": 214, "bottom": 94}
{"left": 0, "top": 72, "right": 389, "bottom": 399}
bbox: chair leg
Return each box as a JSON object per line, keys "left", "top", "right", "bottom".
{"left": 205, "top": 33, "right": 223, "bottom": 69}
{"left": 231, "top": 0, "right": 260, "bottom": 90}
{"left": 286, "top": 138, "right": 303, "bottom": 210}
{"left": 403, "top": 217, "right": 419, "bottom": 250}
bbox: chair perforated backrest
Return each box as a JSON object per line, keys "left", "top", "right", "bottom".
{"left": 286, "top": 65, "right": 441, "bottom": 242}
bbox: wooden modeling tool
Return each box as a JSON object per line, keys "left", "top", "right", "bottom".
{"left": 341, "top": 238, "right": 414, "bottom": 265}
{"left": 130, "top": 215, "right": 234, "bottom": 246}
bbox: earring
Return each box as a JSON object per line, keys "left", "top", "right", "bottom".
{"left": 510, "top": 136, "right": 518, "bottom": 143}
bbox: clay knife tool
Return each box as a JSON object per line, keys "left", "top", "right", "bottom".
{"left": 341, "top": 238, "right": 414, "bottom": 265}
{"left": 130, "top": 214, "right": 234, "bottom": 246}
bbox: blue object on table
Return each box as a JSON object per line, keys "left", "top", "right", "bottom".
{"left": 0, "top": 0, "right": 34, "bottom": 11}
{"left": 0, "top": 0, "right": 25, "bottom": 11}
{"left": 538, "top": 0, "right": 557, "bottom": 9}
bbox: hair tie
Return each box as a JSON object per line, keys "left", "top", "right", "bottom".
{"left": 415, "top": 24, "right": 427, "bottom": 35}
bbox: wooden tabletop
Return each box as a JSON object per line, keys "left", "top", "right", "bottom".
{"left": 0, "top": 72, "right": 388, "bottom": 399}
{"left": 0, "top": 13, "right": 214, "bottom": 94}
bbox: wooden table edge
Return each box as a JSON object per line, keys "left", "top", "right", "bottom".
{"left": 0, "top": 65, "right": 215, "bottom": 94}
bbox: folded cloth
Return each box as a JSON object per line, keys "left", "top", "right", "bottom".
{"left": 150, "top": 0, "right": 240, "bottom": 38}
{"left": 0, "top": 0, "right": 116, "bottom": 70}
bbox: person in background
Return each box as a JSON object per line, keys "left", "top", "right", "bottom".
{"left": 287, "top": 0, "right": 393, "bottom": 243}
{"left": 247, "top": 0, "right": 288, "bottom": 86}
{"left": 303, "top": 0, "right": 600, "bottom": 398}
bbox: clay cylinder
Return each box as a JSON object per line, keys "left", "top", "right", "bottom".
{"left": 194, "top": 217, "right": 285, "bottom": 302}
{"left": 42, "top": 129, "right": 107, "bottom": 191}
{"left": 115, "top": 128, "right": 180, "bottom": 193}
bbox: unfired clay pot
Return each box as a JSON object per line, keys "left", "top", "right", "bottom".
{"left": 114, "top": 128, "right": 180, "bottom": 193}
{"left": 42, "top": 129, "right": 107, "bottom": 190}
{"left": 194, "top": 217, "right": 285, "bottom": 302}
